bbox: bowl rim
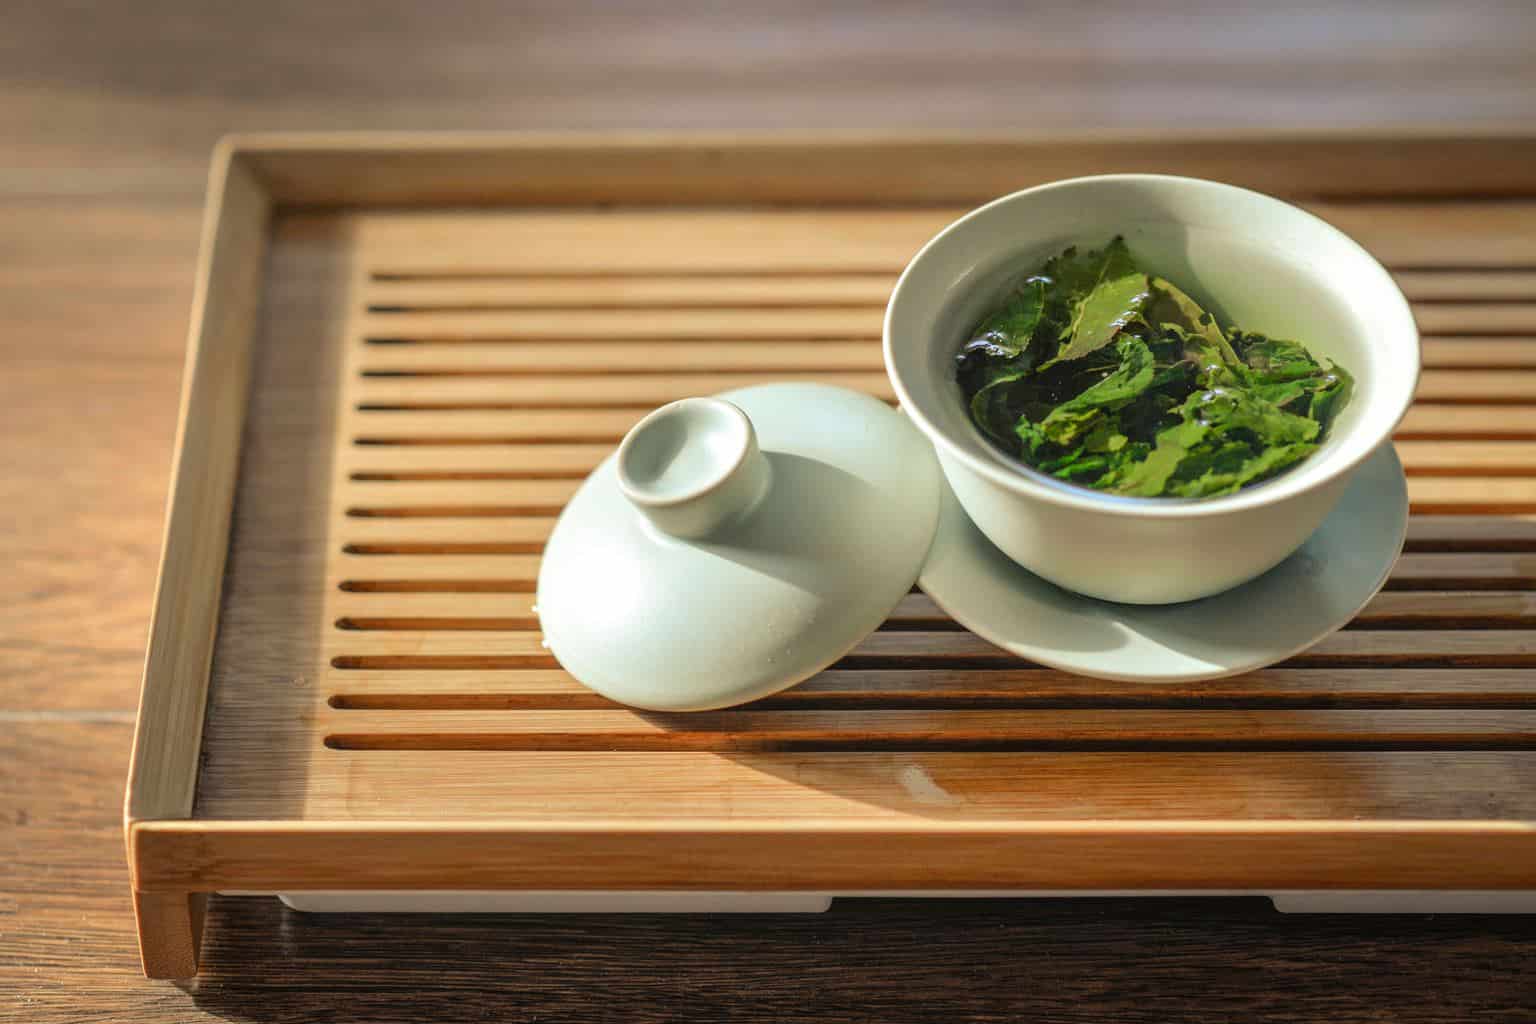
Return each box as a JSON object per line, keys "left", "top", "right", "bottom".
{"left": 883, "top": 172, "right": 1421, "bottom": 520}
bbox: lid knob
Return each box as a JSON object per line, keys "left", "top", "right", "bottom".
{"left": 616, "top": 397, "right": 772, "bottom": 539}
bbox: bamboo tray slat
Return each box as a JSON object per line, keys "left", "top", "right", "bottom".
{"left": 326, "top": 591, "right": 1536, "bottom": 633}
{"left": 338, "top": 440, "right": 1536, "bottom": 479}
{"left": 126, "top": 135, "right": 1536, "bottom": 979}
{"left": 365, "top": 270, "right": 1536, "bottom": 307}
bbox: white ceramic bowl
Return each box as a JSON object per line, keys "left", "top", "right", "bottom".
{"left": 885, "top": 174, "right": 1420, "bottom": 605}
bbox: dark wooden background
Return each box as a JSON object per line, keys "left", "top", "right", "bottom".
{"left": 5, "top": 2, "right": 1536, "bottom": 1020}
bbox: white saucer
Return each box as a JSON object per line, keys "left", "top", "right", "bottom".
{"left": 917, "top": 443, "right": 1408, "bottom": 683}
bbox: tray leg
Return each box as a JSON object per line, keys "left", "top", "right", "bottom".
{"left": 134, "top": 890, "right": 207, "bottom": 979}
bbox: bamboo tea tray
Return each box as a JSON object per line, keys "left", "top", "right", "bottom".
{"left": 127, "top": 135, "right": 1536, "bottom": 978}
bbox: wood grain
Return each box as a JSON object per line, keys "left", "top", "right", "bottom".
{"left": 18, "top": 723, "right": 1536, "bottom": 1022}
{"left": 316, "top": 707, "right": 1536, "bottom": 751}
{"left": 337, "top": 441, "right": 1536, "bottom": 481}
{"left": 0, "top": 196, "right": 203, "bottom": 710}
{"left": 323, "top": 553, "right": 1536, "bottom": 590}
{"left": 130, "top": 817, "right": 1536, "bottom": 895}
{"left": 316, "top": 627, "right": 1536, "bottom": 667}
{"left": 112, "top": 160, "right": 1536, "bottom": 986}
{"left": 323, "top": 665, "right": 1536, "bottom": 708}
{"left": 365, "top": 271, "right": 1534, "bottom": 307}
{"left": 242, "top": 135, "right": 1536, "bottom": 206}
{"left": 177, "top": 188, "right": 1536, "bottom": 899}
{"left": 126, "top": 152, "right": 270, "bottom": 824}
{"left": 7, "top": 0, "right": 1536, "bottom": 188}
{"left": 1, "top": 723, "right": 178, "bottom": 1017}
{"left": 331, "top": 590, "right": 1536, "bottom": 631}
{"left": 9, "top": 0, "right": 1536, "bottom": 1011}
{"left": 165, "top": 895, "right": 1536, "bottom": 1024}
{"left": 324, "top": 202, "right": 1536, "bottom": 273}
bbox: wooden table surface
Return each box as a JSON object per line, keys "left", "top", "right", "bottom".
{"left": 5, "top": 3, "right": 1536, "bottom": 1020}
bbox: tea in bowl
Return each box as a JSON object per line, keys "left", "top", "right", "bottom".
{"left": 884, "top": 174, "right": 1419, "bottom": 604}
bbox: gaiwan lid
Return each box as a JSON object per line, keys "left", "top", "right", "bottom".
{"left": 536, "top": 383, "right": 940, "bottom": 711}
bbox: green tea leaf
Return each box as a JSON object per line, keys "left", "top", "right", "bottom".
{"left": 1056, "top": 455, "right": 1112, "bottom": 480}
{"left": 954, "top": 237, "right": 1352, "bottom": 499}
{"left": 1037, "top": 336, "right": 1156, "bottom": 446}
{"left": 1014, "top": 416, "right": 1048, "bottom": 455}
{"left": 1146, "top": 279, "right": 1247, "bottom": 381}
{"left": 1166, "top": 442, "right": 1318, "bottom": 498}
{"left": 1183, "top": 387, "right": 1320, "bottom": 446}
{"left": 963, "top": 276, "right": 1047, "bottom": 359}
{"left": 1238, "top": 335, "right": 1323, "bottom": 381}
{"left": 1041, "top": 238, "right": 1151, "bottom": 367}
{"left": 1252, "top": 379, "right": 1311, "bottom": 409}
{"left": 1308, "top": 365, "right": 1354, "bottom": 431}
{"left": 1093, "top": 440, "right": 1153, "bottom": 489}
{"left": 1168, "top": 439, "right": 1247, "bottom": 480}
{"left": 1038, "top": 241, "right": 1114, "bottom": 298}
{"left": 967, "top": 363, "right": 1033, "bottom": 448}
{"left": 1036, "top": 407, "right": 1104, "bottom": 449}
{"left": 1146, "top": 278, "right": 1238, "bottom": 353}
{"left": 1060, "top": 275, "right": 1151, "bottom": 363}
{"left": 1114, "top": 419, "right": 1209, "bottom": 496}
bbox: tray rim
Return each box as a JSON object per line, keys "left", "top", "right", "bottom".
{"left": 228, "top": 129, "right": 1536, "bottom": 206}
{"left": 124, "top": 132, "right": 1536, "bottom": 977}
